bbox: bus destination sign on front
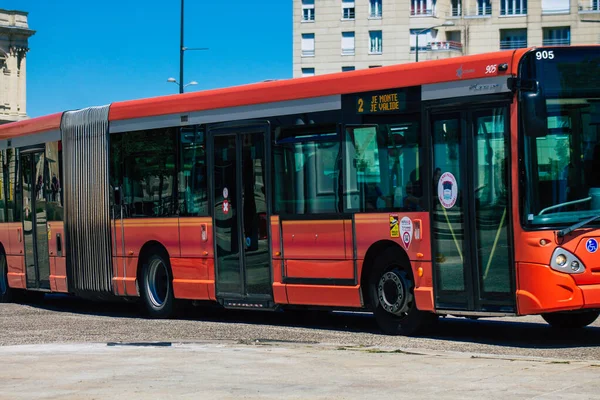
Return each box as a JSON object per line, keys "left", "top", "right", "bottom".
{"left": 357, "top": 90, "right": 405, "bottom": 114}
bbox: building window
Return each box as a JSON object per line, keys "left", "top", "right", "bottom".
{"left": 410, "top": 28, "right": 435, "bottom": 52}
{"left": 477, "top": 0, "right": 492, "bottom": 15}
{"left": 411, "top": 0, "right": 436, "bottom": 16}
{"left": 342, "top": 66, "right": 356, "bottom": 72}
{"left": 301, "top": 33, "right": 315, "bottom": 57}
{"left": 369, "top": 30, "right": 383, "bottom": 54}
{"left": 500, "top": 29, "right": 527, "bottom": 49}
{"left": 302, "top": 0, "right": 315, "bottom": 21}
{"left": 585, "top": 0, "right": 600, "bottom": 11}
{"left": 451, "top": 0, "right": 462, "bottom": 16}
{"left": 543, "top": 26, "right": 571, "bottom": 45}
{"left": 501, "top": 0, "right": 527, "bottom": 15}
{"left": 370, "top": 0, "right": 383, "bottom": 17}
{"left": 342, "top": 0, "right": 355, "bottom": 19}
{"left": 541, "top": 0, "right": 569, "bottom": 13}
{"left": 342, "top": 32, "right": 355, "bottom": 55}
{"left": 302, "top": 68, "right": 315, "bottom": 77}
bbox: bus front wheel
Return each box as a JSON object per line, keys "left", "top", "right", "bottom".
{"left": 141, "top": 250, "right": 175, "bottom": 318}
{"left": 369, "top": 248, "right": 436, "bottom": 336}
{"left": 542, "top": 310, "right": 600, "bottom": 329}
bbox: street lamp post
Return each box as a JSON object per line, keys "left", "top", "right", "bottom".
{"left": 415, "top": 21, "right": 455, "bottom": 62}
{"left": 167, "top": 77, "right": 198, "bottom": 91}
{"left": 177, "top": 0, "right": 208, "bottom": 93}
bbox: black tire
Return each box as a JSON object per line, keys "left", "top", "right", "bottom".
{"left": 542, "top": 310, "right": 600, "bottom": 329}
{"left": 140, "top": 249, "right": 175, "bottom": 318}
{"left": 369, "top": 248, "right": 437, "bottom": 336}
{"left": 0, "top": 251, "right": 13, "bottom": 303}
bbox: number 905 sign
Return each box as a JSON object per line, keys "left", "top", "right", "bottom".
{"left": 535, "top": 50, "right": 554, "bottom": 60}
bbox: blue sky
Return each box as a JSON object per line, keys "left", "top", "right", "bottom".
{"left": 4, "top": 1, "right": 292, "bottom": 117}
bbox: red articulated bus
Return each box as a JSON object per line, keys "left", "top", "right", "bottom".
{"left": 1, "top": 46, "right": 599, "bottom": 335}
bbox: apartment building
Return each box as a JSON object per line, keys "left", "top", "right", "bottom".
{"left": 0, "top": 9, "right": 35, "bottom": 124}
{"left": 293, "top": 0, "right": 600, "bottom": 76}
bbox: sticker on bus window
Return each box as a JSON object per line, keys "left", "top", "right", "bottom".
{"left": 438, "top": 172, "right": 458, "bottom": 209}
{"left": 223, "top": 187, "right": 229, "bottom": 199}
{"left": 390, "top": 214, "right": 400, "bottom": 238}
{"left": 400, "top": 217, "right": 413, "bottom": 250}
{"left": 223, "top": 199, "right": 230, "bottom": 215}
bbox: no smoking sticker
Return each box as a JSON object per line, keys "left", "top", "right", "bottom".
{"left": 222, "top": 199, "right": 229, "bottom": 215}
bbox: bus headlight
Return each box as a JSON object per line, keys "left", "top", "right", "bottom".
{"left": 550, "top": 248, "right": 585, "bottom": 274}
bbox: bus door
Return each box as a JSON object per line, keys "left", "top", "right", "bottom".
{"left": 429, "top": 105, "right": 514, "bottom": 312}
{"left": 20, "top": 148, "right": 51, "bottom": 290}
{"left": 210, "top": 124, "right": 273, "bottom": 306}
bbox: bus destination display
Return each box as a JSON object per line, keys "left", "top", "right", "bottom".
{"left": 356, "top": 90, "right": 406, "bottom": 114}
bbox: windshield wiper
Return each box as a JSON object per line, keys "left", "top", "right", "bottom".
{"left": 557, "top": 213, "right": 600, "bottom": 238}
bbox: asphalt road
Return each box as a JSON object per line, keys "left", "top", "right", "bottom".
{"left": 1, "top": 295, "right": 600, "bottom": 362}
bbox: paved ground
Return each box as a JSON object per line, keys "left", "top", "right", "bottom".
{"left": 1, "top": 296, "right": 600, "bottom": 399}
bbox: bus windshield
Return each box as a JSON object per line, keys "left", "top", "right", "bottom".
{"left": 521, "top": 47, "right": 600, "bottom": 227}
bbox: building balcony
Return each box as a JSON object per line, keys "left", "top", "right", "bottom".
{"left": 500, "top": 9, "right": 527, "bottom": 16}
{"left": 542, "top": 38, "right": 571, "bottom": 45}
{"left": 464, "top": 5, "right": 492, "bottom": 17}
{"left": 451, "top": 6, "right": 462, "bottom": 16}
{"left": 411, "top": 6, "right": 436, "bottom": 16}
{"left": 411, "top": 41, "right": 463, "bottom": 53}
{"left": 579, "top": 2, "right": 600, "bottom": 12}
{"left": 499, "top": 39, "right": 527, "bottom": 49}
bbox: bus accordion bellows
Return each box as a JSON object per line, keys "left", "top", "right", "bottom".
{"left": 1, "top": 46, "right": 599, "bottom": 335}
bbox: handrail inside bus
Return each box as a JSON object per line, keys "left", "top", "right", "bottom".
{"left": 538, "top": 196, "right": 592, "bottom": 215}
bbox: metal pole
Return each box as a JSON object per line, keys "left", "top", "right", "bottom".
{"left": 179, "top": 0, "right": 184, "bottom": 94}
{"left": 416, "top": 33, "right": 419, "bottom": 62}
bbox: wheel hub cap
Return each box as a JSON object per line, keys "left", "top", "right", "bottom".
{"left": 378, "top": 271, "right": 409, "bottom": 315}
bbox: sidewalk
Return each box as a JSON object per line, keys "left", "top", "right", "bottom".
{"left": 2, "top": 340, "right": 600, "bottom": 399}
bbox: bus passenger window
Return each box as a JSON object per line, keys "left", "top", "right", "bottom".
{"left": 345, "top": 121, "right": 423, "bottom": 213}
{"left": 179, "top": 126, "right": 207, "bottom": 216}
{"left": 120, "top": 128, "right": 177, "bottom": 218}
{"left": 273, "top": 125, "right": 342, "bottom": 215}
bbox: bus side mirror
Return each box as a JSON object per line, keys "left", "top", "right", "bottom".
{"left": 521, "top": 84, "right": 548, "bottom": 138}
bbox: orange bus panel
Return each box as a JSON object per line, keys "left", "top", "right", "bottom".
{"left": 171, "top": 257, "right": 214, "bottom": 301}
{"left": 6, "top": 255, "right": 25, "bottom": 289}
{"left": 285, "top": 259, "right": 354, "bottom": 280}
{"left": 272, "top": 281, "right": 288, "bottom": 304}
{"left": 281, "top": 220, "right": 349, "bottom": 260}
{"left": 516, "top": 262, "right": 584, "bottom": 315}
{"left": 0, "top": 112, "right": 62, "bottom": 140}
{"left": 179, "top": 217, "right": 213, "bottom": 258}
{"left": 286, "top": 284, "right": 362, "bottom": 307}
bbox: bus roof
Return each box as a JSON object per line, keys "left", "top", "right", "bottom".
{"left": 0, "top": 48, "right": 529, "bottom": 140}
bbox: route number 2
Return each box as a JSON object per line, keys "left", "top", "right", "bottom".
{"left": 536, "top": 50, "right": 554, "bottom": 60}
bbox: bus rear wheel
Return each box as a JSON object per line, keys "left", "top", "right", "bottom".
{"left": 369, "top": 248, "right": 436, "bottom": 336}
{"left": 141, "top": 250, "right": 175, "bottom": 318}
{"left": 542, "top": 310, "right": 600, "bottom": 329}
{"left": 0, "top": 251, "right": 13, "bottom": 303}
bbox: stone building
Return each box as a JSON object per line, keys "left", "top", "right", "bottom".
{"left": 293, "top": 0, "right": 600, "bottom": 76}
{"left": 0, "top": 9, "right": 35, "bottom": 124}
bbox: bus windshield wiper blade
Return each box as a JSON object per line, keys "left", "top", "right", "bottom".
{"left": 557, "top": 213, "right": 600, "bottom": 238}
